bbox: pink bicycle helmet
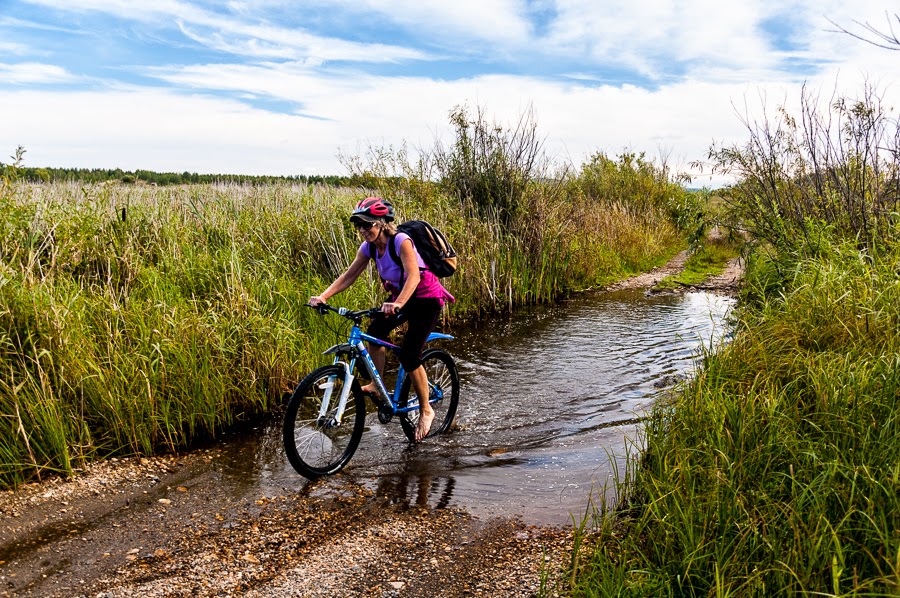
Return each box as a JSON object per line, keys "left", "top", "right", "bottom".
{"left": 350, "top": 196, "right": 395, "bottom": 223}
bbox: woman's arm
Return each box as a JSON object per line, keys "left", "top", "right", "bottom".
{"left": 382, "top": 238, "right": 420, "bottom": 313}
{"left": 309, "top": 247, "right": 370, "bottom": 305}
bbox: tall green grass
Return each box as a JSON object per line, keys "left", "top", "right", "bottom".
{"left": 0, "top": 182, "right": 351, "bottom": 483}
{"left": 0, "top": 162, "right": 688, "bottom": 486}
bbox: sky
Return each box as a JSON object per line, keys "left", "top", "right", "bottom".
{"left": 1, "top": 1, "right": 897, "bottom": 186}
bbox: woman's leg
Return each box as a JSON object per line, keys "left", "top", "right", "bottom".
{"left": 407, "top": 365, "right": 434, "bottom": 441}
{"left": 360, "top": 344, "right": 386, "bottom": 394}
{"left": 362, "top": 313, "right": 402, "bottom": 395}
{"left": 396, "top": 299, "right": 442, "bottom": 441}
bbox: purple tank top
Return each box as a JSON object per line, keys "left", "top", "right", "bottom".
{"left": 360, "top": 233, "right": 455, "bottom": 305}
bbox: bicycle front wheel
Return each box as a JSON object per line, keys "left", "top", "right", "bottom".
{"left": 399, "top": 348, "right": 460, "bottom": 443}
{"left": 283, "top": 364, "right": 365, "bottom": 478}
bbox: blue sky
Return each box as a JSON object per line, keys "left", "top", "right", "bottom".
{"left": 1, "top": 0, "right": 896, "bottom": 184}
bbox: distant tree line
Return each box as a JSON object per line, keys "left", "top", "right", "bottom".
{"left": 3, "top": 163, "right": 352, "bottom": 187}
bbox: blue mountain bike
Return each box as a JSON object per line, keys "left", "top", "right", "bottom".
{"left": 283, "top": 303, "right": 460, "bottom": 479}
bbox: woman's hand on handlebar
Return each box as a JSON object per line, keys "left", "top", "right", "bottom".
{"left": 308, "top": 295, "right": 327, "bottom": 306}
{"left": 381, "top": 301, "right": 403, "bottom": 315}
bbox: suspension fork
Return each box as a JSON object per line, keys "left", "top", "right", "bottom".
{"left": 318, "top": 359, "right": 355, "bottom": 426}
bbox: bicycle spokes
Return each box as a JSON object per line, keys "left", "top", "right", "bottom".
{"left": 283, "top": 365, "right": 365, "bottom": 477}
{"left": 285, "top": 304, "right": 457, "bottom": 476}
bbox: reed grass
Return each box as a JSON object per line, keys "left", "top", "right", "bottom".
{"left": 0, "top": 169, "right": 687, "bottom": 486}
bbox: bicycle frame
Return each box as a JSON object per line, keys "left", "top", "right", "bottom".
{"left": 318, "top": 306, "right": 453, "bottom": 425}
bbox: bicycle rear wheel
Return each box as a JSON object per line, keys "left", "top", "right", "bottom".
{"left": 399, "top": 348, "right": 459, "bottom": 443}
{"left": 283, "top": 364, "right": 365, "bottom": 478}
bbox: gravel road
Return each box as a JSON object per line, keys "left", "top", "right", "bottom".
{"left": 0, "top": 451, "right": 573, "bottom": 598}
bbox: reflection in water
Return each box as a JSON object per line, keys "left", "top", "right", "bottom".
{"left": 375, "top": 475, "right": 456, "bottom": 510}
{"left": 232, "top": 289, "right": 733, "bottom": 525}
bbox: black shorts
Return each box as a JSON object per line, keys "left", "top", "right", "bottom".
{"left": 367, "top": 297, "right": 442, "bottom": 371}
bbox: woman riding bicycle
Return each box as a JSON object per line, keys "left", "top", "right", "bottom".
{"left": 308, "top": 197, "right": 454, "bottom": 441}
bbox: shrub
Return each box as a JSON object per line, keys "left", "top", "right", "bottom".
{"left": 433, "top": 104, "right": 548, "bottom": 228}
{"left": 707, "top": 83, "right": 900, "bottom": 271}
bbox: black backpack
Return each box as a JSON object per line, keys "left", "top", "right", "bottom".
{"left": 371, "top": 220, "right": 458, "bottom": 279}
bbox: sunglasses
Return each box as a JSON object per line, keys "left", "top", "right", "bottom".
{"left": 354, "top": 220, "right": 377, "bottom": 231}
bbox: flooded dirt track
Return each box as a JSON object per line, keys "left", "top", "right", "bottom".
{"left": 0, "top": 257, "right": 739, "bottom": 596}
{"left": 340, "top": 288, "right": 734, "bottom": 525}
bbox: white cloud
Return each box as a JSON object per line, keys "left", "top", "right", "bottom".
{"left": 0, "top": 71, "right": 768, "bottom": 186}
{"left": 536, "top": 0, "right": 899, "bottom": 82}
{"left": 4, "top": 0, "right": 899, "bottom": 187}
{"left": 175, "top": 19, "right": 429, "bottom": 62}
{"left": 0, "top": 62, "right": 77, "bottom": 84}
{"left": 0, "top": 15, "right": 89, "bottom": 34}
{"left": 0, "top": 41, "right": 31, "bottom": 55}
{"left": 310, "top": 0, "right": 534, "bottom": 45}
{"left": 0, "top": 88, "right": 344, "bottom": 174}
{"left": 22, "top": 0, "right": 430, "bottom": 62}
{"left": 22, "top": 0, "right": 194, "bottom": 24}
{"left": 534, "top": 1, "right": 773, "bottom": 77}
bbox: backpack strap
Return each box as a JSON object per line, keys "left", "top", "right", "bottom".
{"left": 388, "top": 234, "right": 428, "bottom": 282}
{"left": 368, "top": 236, "right": 404, "bottom": 266}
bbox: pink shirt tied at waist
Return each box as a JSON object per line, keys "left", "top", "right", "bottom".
{"left": 360, "top": 232, "right": 455, "bottom": 305}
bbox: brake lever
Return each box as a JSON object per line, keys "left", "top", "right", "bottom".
{"left": 306, "top": 302, "right": 328, "bottom": 316}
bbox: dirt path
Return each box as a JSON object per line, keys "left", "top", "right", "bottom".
{"left": 0, "top": 253, "right": 743, "bottom": 598}
{"left": 0, "top": 450, "right": 572, "bottom": 597}
{"left": 604, "top": 250, "right": 744, "bottom": 296}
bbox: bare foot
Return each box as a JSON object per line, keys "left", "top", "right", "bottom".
{"left": 416, "top": 409, "right": 435, "bottom": 442}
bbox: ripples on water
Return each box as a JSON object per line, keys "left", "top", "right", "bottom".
{"left": 247, "top": 289, "right": 734, "bottom": 525}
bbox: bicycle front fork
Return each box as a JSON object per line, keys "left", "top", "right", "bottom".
{"left": 318, "top": 361, "right": 354, "bottom": 426}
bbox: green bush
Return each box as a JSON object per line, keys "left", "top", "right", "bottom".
{"left": 433, "top": 104, "right": 547, "bottom": 228}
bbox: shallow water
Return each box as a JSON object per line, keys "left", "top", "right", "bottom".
{"left": 228, "top": 289, "right": 734, "bottom": 526}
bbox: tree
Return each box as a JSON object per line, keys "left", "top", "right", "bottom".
{"left": 830, "top": 12, "right": 900, "bottom": 50}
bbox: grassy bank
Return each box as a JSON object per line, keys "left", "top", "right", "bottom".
{"left": 562, "top": 85, "right": 900, "bottom": 596}
{"left": 0, "top": 149, "right": 693, "bottom": 486}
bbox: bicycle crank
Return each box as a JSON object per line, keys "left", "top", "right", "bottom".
{"left": 377, "top": 404, "right": 393, "bottom": 424}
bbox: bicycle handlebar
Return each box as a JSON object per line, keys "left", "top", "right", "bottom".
{"left": 306, "top": 302, "right": 382, "bottom": 323}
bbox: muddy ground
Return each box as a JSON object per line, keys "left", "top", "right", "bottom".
{"left": 0, "top": 450, "right": 571, "bottom": 597}
{"left": 0, "top": 254, "right": 743, "bottom": 598}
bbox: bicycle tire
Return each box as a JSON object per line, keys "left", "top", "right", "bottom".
{"left": 399, "top": 348, "right": 459, "bottom": 443}
{"left": 283, "top": 364, "right": 365, "bottom": 478}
